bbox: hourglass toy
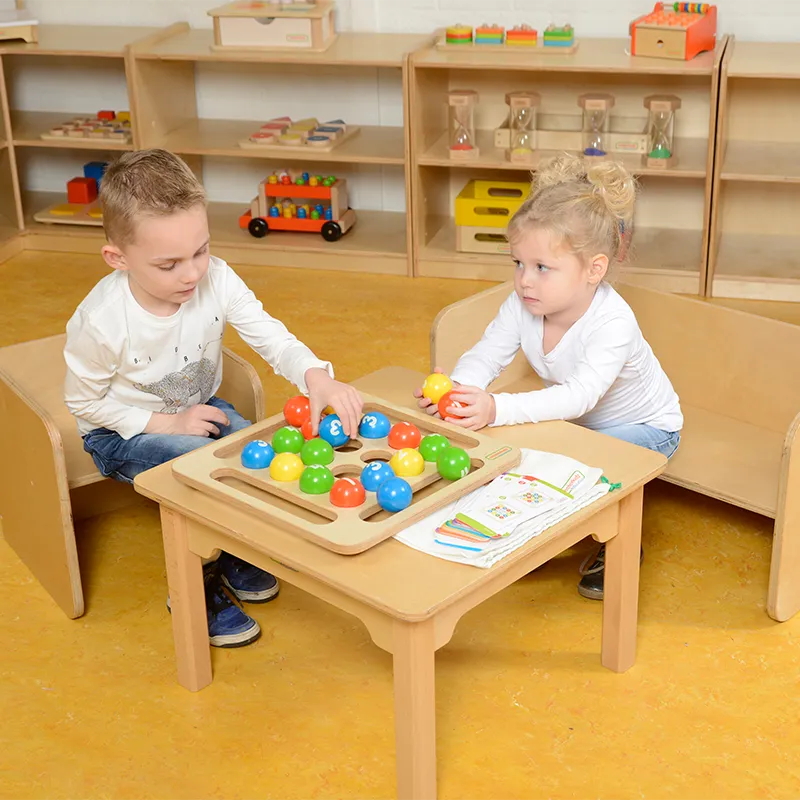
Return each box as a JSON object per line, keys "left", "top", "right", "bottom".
{"left": 644, "top": 94, "right": 681, "bottom": 169}
{"left": 578, "top": 93, "right": 614, "bottom": 160}
{"left": 505, "top": 91, "right": 540, "bottom": 164}
{"left": 448, "top": 90, "right": 479, "bottom": 160}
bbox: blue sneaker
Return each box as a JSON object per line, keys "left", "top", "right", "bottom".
{"left": 218, "top": 552, "right": 280, "bottom": 604}
{"left": 204, "top": 564, "right": 261, "bottom": 648}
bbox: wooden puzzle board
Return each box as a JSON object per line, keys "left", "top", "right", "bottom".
{"left": 171, "top": 394, "right": 521, "bottom": 555}
{"left": 33, "top": 201, "right": 103, "bottom": 227}
{"left": 238, "top": 125, "right": 360, "bottom": 153}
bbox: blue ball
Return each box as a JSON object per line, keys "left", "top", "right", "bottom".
{"left": 359, "top": 411, "right": 391, "bottom": 439}
{"left": 377, "top": 477, "right": 413, "bottom": 513}
{"left": 319, "top": 413, "right": 349, "bottom": 448}
{"left": 361, "top": 461, "right": 395, "bottom": 492}
{"left": 241, "top": 439, "right": 275, "bottom": 469}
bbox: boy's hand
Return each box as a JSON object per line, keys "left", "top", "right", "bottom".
{"left": 305, "top": 368, "right": 363, "bottom": 437}
{"left": 146, "top": 404, "right": 230, "bottom": 437}
{"left": 413, "top": 366, "right": 459, "bottom": 417}
{"left": 442, "top": 385, "right": 496, "bottom": 431}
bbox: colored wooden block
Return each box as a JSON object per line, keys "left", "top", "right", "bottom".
{"left": 455, "top": 180, "right": 528, "bottom": 229}
{"left": 67, "top": 178, "right": 97, "bottom": 205}
{"left": 83, "top": 161, "right": 108, "bottom": 189}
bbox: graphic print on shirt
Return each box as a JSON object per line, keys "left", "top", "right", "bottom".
{"left": 133, "top": 357, "right": 217, "bottom": 413}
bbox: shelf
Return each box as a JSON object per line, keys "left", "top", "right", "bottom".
{"left": 10, "top": 111, "right": 134, "bottom": 151}
{"left": 417, "top": 217, "right": 701, "bottom": 291}
{"left": 159, "top": 119, "right": 404, "bottom": 165}
{"left": 135, "top": 29, "right": 433, "bottom": 67}
{"left": 720, "top": 141, "right": 800, "bottom": 183}
{"left": 727, "top": 42, "right": 800, "bottom": 80}
{"left": 412, "top": 37, "right": 723, "bottom": 76}
{"left": 418, "top": 131, "right": 708, "bottom": 178}
{"left": 712, "top": 233, "right": 800, "bottom": 301}
{"left": 0, "top": 25, "right": 164, "bottom": 57}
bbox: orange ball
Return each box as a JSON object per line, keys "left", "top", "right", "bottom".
{"left": 284, "top": 395, "right": 311, "bottom": 427}
{"left": 388, "top": 421, "right": 422, "bottom": 450}
{"left": 330, "top": 477, "right": 366, "bottom": 508}
{"left": 301, "top": 418, "right": 314, "bottom": 440}
{"left": 438, "top": 390, "right": 466, "bottom": 421}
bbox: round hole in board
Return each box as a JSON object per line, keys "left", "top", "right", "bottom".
{"left": 332, "top": 465, "right": 363, "bottom": 478}
{"left": 360, "top": 450, "right": 392, "bottom": 463}
{"left": 657, "top": 39, "right": 664, "bottom": 47}
{"left": 337, "top": 439, "right": 363, "bottom": 453}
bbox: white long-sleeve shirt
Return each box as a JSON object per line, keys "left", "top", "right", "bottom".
{"left": 64, "top": 256, "right": 332, "bottom": 439}
{"left": 450, "top": 283, "right": 683, "bottom": 432}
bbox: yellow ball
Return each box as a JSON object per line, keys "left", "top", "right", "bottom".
{"left": 269, "top": 452, "right": 304, "bottom": 482}
{"left": 390, "top": 448, "right": 425, "bottom": 478}
{"left": 422, "top": 372, "right": 453, "bottom": 405}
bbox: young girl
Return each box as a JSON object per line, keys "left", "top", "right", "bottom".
{"left": 415, "top": 152, "right": 682, "bottom": 600}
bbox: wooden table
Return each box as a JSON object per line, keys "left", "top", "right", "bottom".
{"left": 134, "top": 367, "right": 667, "bottom": 800}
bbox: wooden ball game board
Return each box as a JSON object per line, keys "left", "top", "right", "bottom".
{"left": 170, "top": 394, "right": 521, "bottom": 554}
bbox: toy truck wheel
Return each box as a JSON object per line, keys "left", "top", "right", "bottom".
{"left": 321, "top": 221, "right": 342, "bottom": 242}
{"left": 248, "top": 217, "right": 269, "bottom": 238}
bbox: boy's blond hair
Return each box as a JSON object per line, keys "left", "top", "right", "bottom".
{"left": 100, "top": 149, "right": 207, "bottom": 247}
{"left": 508, "top": 152, "right": 637, "bottom": 267}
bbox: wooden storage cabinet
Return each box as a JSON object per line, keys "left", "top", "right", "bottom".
{"left": 409, "top": 38, "right": 725, "bottom": 292}
{"left": 708, "top": 39, "right": 800, "bottom": 301}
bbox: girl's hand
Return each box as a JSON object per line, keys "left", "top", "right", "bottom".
{"left": 443, "top": 385, "right": 496, "bottom": 431}
{"left": 413, "top": 366, "right": 459, "bottom": 417}
{"left": 305, "top": 368, "right": 363, "bottom": 437}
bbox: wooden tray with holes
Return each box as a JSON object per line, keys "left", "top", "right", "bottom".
{"left": 170, "top": 394, "right": 521, "bottom": 554}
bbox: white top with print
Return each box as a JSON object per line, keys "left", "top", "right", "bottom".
{"left": 450, "top": 283, "right": 683, "bottom": 432}
{"left": 64, "top": 256, "right": 332, "bottom": 439}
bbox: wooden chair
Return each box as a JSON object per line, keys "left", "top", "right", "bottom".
{"left": 431, "top": 282, "right": 800, "bottom": 622}
{"left": 0, "top": 334, "right": 265, "bottom": 619}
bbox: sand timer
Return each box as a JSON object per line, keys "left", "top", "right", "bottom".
{"left": 448, "top": 90, "right": 479, "bottom": 160}
{"left": 644, "top": 94, "right": 681, "bottom": 169}
{"left": 505, "top": 91, "right": 540, "bottom": 164}
{"left": 578, "top": 93, "right": 615, "bottom": 159}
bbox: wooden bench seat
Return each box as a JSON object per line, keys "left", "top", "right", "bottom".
{"left": 0, "top": 334, "right": 265, "bottom": 618}
{"left": 432, "top": 282, "right": 800, "bottom": 621}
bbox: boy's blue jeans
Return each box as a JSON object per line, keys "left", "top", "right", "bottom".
{"left": 591, "top": 423, "right": 681, "bottom": 459}
{"left": 83, "top": 397, "right": 250, "bottom": 485}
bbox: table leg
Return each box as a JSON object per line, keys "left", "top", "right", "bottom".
{"left": 601, "top": 487, "right": 643, "bottom": 673}
{"left": 392, "top": 619, "right": 437, "bottom": 800}
{"left": 160, "top": 507, "right": 212, "bottom": 692}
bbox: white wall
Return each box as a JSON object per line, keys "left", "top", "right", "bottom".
{"left": 13, "top": 0, "right": 800, "bottom": 206}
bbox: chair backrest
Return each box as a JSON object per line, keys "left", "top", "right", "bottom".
{"left": 432, "top": 281, "right": 800, "bottom": 435}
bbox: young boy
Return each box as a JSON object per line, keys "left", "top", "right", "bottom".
{"left": 64, "top": 149, "right": 363, "bottom": 648}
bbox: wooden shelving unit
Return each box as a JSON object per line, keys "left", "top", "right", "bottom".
{"left": 127, "top": 25, "right": 432, "bottom": 275}
{"left": 409, "top": 37, "right": 727, "bottom": 292}
{"left": 708, "top": 39, "right": 800, "bottom": 300}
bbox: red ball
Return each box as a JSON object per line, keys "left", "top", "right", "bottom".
{"left": 330, "top": 477, "right": 366, "bottom": 508}
{"left": 301, "top": 419, "right": 314, "bottom": 440}
{"left": 438, "top": 390, "right": 466, "bottom": 421}
{"left": 280, "top": 175, "right": 292, "bottom": 185}
{"left": 284, "top": 395, "right": 311, "bottom": 427}
{"left": 388, "top": 421, "right": 422, "bottom": 450}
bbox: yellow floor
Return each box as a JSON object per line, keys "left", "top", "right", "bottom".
{"left": 2, "top": 251, "right": 800, "bottom": 800}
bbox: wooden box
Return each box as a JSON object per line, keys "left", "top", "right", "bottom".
{"left": 630, "top": 3, "right": 717, "bottom": 61}
{"left": 454, "top": 179, "right": 528, "bottom": 229}
{"left": 208, "top": 0, "right": 337, "bottom": 52}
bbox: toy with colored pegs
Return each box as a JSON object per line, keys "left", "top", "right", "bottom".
{"left": 438, "top": 390, "right": 466, "bottom": 421}
{"left": 273, "top": 426, "right": 304, "bottom": 454}
{"left": 377, "top": 477, "right": 413, "bottom": 513}
{"left": 359, "top": 411, "right": 392, "bottom": 439}
{"left": 319, "top": 414, "right": 349, "bottom": 448}
{"left": 388, "top": 421, "right": 422, "bottom": 449}
{"left": 361, "top": 461, "right": 395, "bottom": 492}
{"left": 284, "top": 394, "right": 311, "bottom": 427}
{"left": 422, "top": 372, "right": 453, "bottom": 405}
{"left": 240, "top": 117, "right": 360, "bottom": 153}
{"left": 330, "top": 477, "right": 366, "bottom": 508}
{"left": 270, "top": 452, "right": 304, "bottom": 481}
{"left": 437, "top": 446, "right": 471, "bottom": 480}
{"left": 241, "top": 439, "right": 275, "bottom": 469}
{"left": 389, "top": 448, "right": 425, "bottom": 478}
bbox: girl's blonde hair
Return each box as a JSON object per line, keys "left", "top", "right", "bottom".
{"left": 507, "top": 152, "right": 637, "bottom": 265}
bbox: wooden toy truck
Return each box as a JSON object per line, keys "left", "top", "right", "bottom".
{"left": 239, "top": 171, "right": 356, "bottom": 242}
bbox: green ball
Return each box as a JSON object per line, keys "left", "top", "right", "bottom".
{"left": 419, "top": 433, "right": 450, "bottom": 463}
{"left": 299, "top": 464, "right": 335, "bottom": 495}
{"left": 436, "top": 446, "right": 471, "bottom": 481}
{"left": 272, "top": 426, "right": 304, "bottom": 454}
{"left": 301, "top": 437, "right": 335, "bottom": 466}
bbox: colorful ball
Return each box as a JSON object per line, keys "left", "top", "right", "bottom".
{"left": 272, "top": 426, "right": 304, "bottom": 454}
{"left": 301, "top": 437, "right": 335, "bottom": 466}
{"left": 269, "top": 452, "right": 304, "bottom": 482}
{"left": 422, "top": 373, "right": 453, "bottom": 405}
{"left": 330, "top": 477, "right": 366, "bottom": 508}
{"left": 437, "top": 446, "right": 471, "bottom": 481}
{"left": 438, "top": 390, "right": 467, "bottom": 421}
{"left": 283, "top": 395, "right": 311, "bottom": 427}
{"left": 359, "top": 411, "right": 391, "bottom": 439}
{"left": 299, "top": 464, "right": 335, "bottom": 495}
{"left": 390, "top": 448, "right": 425, "bottom": 478}
{"left": 388, "top": 421, "right": 422, "bottom": 450}
{"left": 301, "top": 418, "right": 315, "bottom": 440}
{"left": 319, "top": 414, "right": 349, "bottom": 448}
{"left": 240, "top": 439, "right": 275, "bottom": 469}
{"left": 419, "top": 433, "right": 450, "bottom": 463}
{"left": 361, "top": 461, "right": 395, "bottom": 492}
{"left": 377, "top": 477, "right": 413, "bottom": 513}
{"left": 311, "top": 210, "right": 321, "bottom": 220}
